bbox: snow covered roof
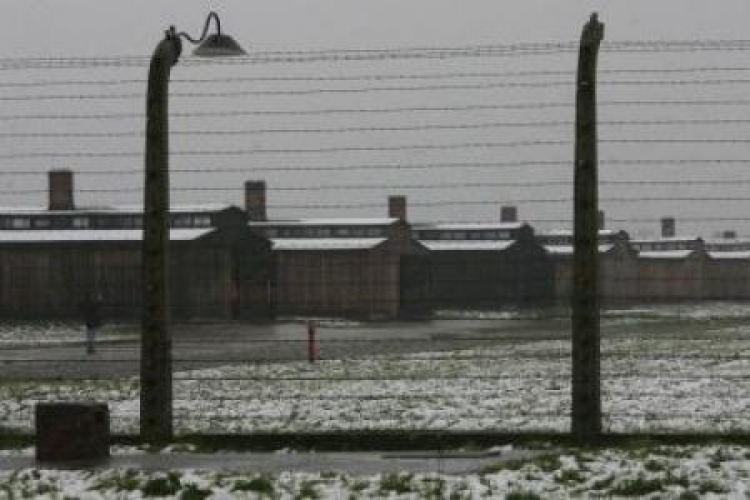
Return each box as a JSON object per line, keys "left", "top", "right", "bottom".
{"left": 0, "top": 228, "right": 214, "bottom": 243}
{"left": 704, "top": 239, "right": 750, "bottom": 251}
{"left": 708, "top": 251, "right": 750, "bottom": 260}
{"left": 413, "top": 222, "right": 525, "bottom": 231}
{"left": 251, "top": 218, "right": 398, "bottom": 227}
{"left": 420, "top": 241, "right": 516, "bottom": 251}
{"left": 638, "top": 250, "right": 696, "bottom": 260}
{"left": 272, "top": 238, "right": 387, "bottom": 251}
{"left": 543, "top": 244, "right": 615, "bottom": 256}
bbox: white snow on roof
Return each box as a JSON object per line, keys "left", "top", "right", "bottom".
{"left": 421, "top": 241, "right": 516, "bottom": 251}
{"left": 251, "top": 218, "right": 397, "bottom": 227}
{"left": 0, "top": 228, "right": 214, "bottom": 243}
{"left": 638, "top": 250, "right": 696, "bottom": 259}
{"left": 544, "top": 244, "right": 614, "bottom": 256}
{"left": 413, "top": 222, "right": 525, "bottom": 231}
{"left": 708, "top": 251, "right": 750, "bottom": 260}
{"left": 272, "top": 238, "right": 387, "bottom": 251}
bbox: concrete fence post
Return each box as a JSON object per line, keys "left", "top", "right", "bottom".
{"left": 572, "top": 12, "right": 604, "bottom": 441}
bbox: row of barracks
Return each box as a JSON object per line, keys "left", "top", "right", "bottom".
{"left": 0, "top": 169, "right": 749, "bottom": 320}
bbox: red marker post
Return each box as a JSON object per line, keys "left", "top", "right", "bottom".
{"left": 307, "top": 320, "right": 319, "bottom": 363}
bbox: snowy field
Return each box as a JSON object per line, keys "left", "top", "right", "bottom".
{"left": 2, "top": 444, "right": 750, "bottom": 498}
{"left": 1, "top": 303, "right": 750, "bottom": 434}
{"left": 0, "top": 322, "right": 137, "bottom": 348}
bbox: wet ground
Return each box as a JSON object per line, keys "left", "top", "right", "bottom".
{"left": 1, "top": 448, "right": 548, "bottom": 474}
{"left": 0, "top": 303, "right": 747, "bottom": 380}
{"left": 0, "top": 317, "right": 568, "bottom": 379}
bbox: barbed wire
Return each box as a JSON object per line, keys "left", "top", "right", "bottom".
{"left": 4, "top": 38, "right": 750, "bottom": 70}
{"left": 7, "top": 65, "right": 750, "bottom": 89}
{"left": 10, "top": 77, "right": 750, "bottom": 102}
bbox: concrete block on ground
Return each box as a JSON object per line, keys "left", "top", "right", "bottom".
{"left": 35, "top": 402, "right": 110, "bottom": 462}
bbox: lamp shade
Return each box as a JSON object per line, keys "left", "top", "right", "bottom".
{"left": 193, "top": 34, "right": 246, "bottom": 57}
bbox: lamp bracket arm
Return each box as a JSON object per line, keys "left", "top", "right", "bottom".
{"left": 174, "top": 11, "right": 221, "bottom": 45}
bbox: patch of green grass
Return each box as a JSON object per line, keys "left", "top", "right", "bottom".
{"left": 90, "top": 469, "right": 141, "bottom": 492}
{"left": 180, "top": 484, "right": 212, "bottom": 500}
{"left": 231, "top": 476, "right": 274, "bottom": 495}
{"left": 678, "top": 492, "right": 700, "bottom": 500}
{"left": 644, "top": 458, "right": 666, "bottom": 472}
{"left": 555, "top": 468, "right": 584, "bottom": 484}
{"left": 608, "top": 477, "right": 664, "bottom": 497}
{"left": 348, "top": 478, "right": 369, "bottom": 492}
{"left": 531, "top": 453, "right": 562, "bottom": 472}
{"left": 663, "top": 472, "right": 689, "bottom": 489}
{"left": 295, "top": 480, "right": 319, "bottom": 499}
{"left": 379, "top": 472, "right": 414, "bottom": 494}
{"left": 505, "top": 491, "right": 542, "bottom": 500}
{"left": 589, "top": 474, "right": 614, "bottom": 490}
{"left": 419, "top": 478, "right": 446, "bottom": 499}
{"left": 141, "top": 473, "right": 182, "bottom": 497}
{"left": 480, "top": 459, "right": 525, "bottom": 474}
{"left": 698, "top": 479, "right": 727, "bottom": 495}
{"left": 481, "top": 453, "right": 563, "bottom": 475}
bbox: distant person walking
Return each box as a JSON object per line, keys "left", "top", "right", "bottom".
{"left": 81, "top": 293, "right": 103, "bottom": 355}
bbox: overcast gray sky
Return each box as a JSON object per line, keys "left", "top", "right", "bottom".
{"left": 1, "top": 1, "right": 748, "bottom": 56}
{"left": 1, "top": 1, "right": 750, "bottom": 238}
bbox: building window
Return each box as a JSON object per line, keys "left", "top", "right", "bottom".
{"left": 265, "top": 228, "right": 278, "bottom": 238}
{"left": 72, "top": 216, "right": 89, "bottom": 228}
{"left": 366, "top": 228, "right": 383, "bottom": 237}
{"left": 334, "top": 228, "right": 352, "bottom": 236}
{"left": 33, "top": 218, "right": 51, "bottom": 229}
{"left": 193, "top": 215, "right": 211, "bottom": 227}
{"left": 171, "top": 215, "right": 193, "bottom": 228}
{"left": 11, "top": 217, "right": 31, "bottom": 229}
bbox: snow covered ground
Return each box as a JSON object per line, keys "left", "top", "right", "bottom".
{"left": 2, "top": 444, "right": 750, "bottom": 498}
{"left": 0, "top": 322, "right": 137, "bottom": 348}
{"left": 1, "top": 303, "right": 750, "bottom": 435}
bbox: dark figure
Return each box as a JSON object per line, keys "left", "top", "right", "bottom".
{"left": 81, "top": 294, "right": 103, "bottom": 355}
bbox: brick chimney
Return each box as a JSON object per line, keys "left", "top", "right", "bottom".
{"left": 244, "top": 180, "right": 267, "bottom": 221}
{"left": 500, "top": 205, "right": 518, "bottom": 223}
{"left": 48, "top": 169, "right": 74, "bottom": 211}
{"left": 661, "top": 217, "right": 676, "bottom": 238}
{"left": 597, "top": 210, "right": 605, "bottom": 230}
{"left": 388, "top": 195, "right": 407, "bottom": 221}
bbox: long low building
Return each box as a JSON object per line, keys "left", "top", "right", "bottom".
{"left": 0, "top": 170, "right": 273, "bottom": 320}
{"left": 249, "top": 217, "right": 431, "bottom": 319}
{"left": 413, "top": 221, "right": 554, "bottom": 308}
{"left": 0, "top": 226, "right": 272, "bottom": 320}
{"left": 631, "top": 237, "right": 709, "bottom": 302}
{"left": 537, "top": 230, "right": 639, "bottom": 305}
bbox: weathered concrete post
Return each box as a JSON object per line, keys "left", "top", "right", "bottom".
{"left": 572, "top": 12, "right": 604, "bottom": 441}
{"left": 142, "top": 31, "right": 181, "bottom": 444}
